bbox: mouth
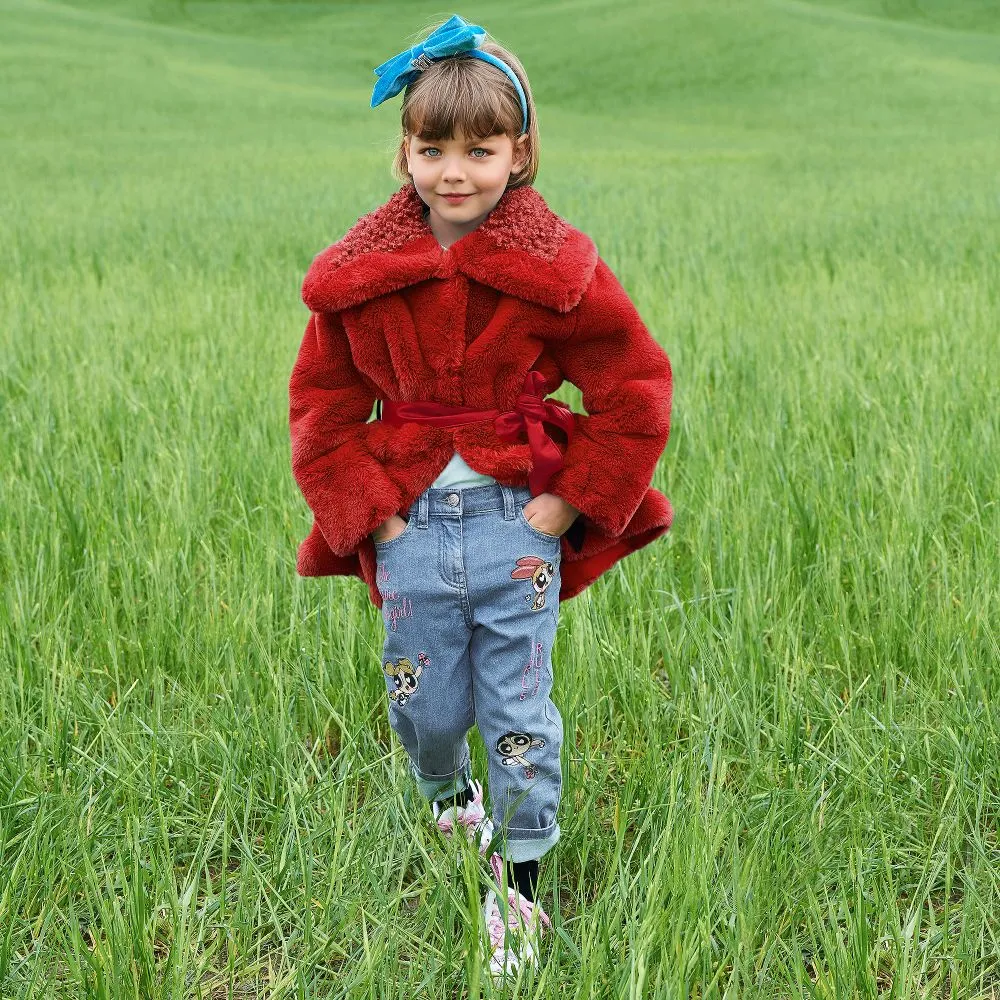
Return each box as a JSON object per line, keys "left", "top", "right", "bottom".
{"left": 440, "top": 193, "right": 472, "bottom": 203}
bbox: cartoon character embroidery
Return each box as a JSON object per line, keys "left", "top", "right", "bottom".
{"left": 496, "top": 731, "right": 546, "bottom": 779}
{"left": 510, "top": 556, "right": 557, "bottom": 611}
{"left": 383, "top": 653, "right": 430, "bottom": 707}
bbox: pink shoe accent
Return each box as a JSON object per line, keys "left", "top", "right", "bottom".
{"left": 458, "top": 811, "right": 485, "bottom": 830}
{"left": 432, "top": 781, "right": 492, "bottom": 855}
{"left": 458, "top": 782, "right": 486, "bottom": 828}
{"left": 487, "top": 904, "right": 508, "bottom": 951}
{"left": 487, "top": 852, "right": 551, "bottom": 946}
{"left": 489, "top": 851, "right": 504, "bottom": 885}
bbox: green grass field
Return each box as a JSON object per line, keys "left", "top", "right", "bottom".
{"left": 2, "top": 0, "right": 999, "bottom": 995}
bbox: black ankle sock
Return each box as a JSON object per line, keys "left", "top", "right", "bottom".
{"left": 436, "top": 785, "right": 474, "bottom": 811}
{"left": 506, "top": 860, "right": 539, "bottom": 902}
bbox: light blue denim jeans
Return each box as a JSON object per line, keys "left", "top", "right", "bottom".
{"left": 374, "top": 483, "right": 563, "bottom": 863}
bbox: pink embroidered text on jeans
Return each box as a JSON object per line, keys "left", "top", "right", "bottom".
{"left": 378, "top": 562, "right": 400, "bottom": 600}
{"left": 377, "top": 563, "right": 412, "bottom": 629}
{"left": 386, "top": 596, "right": 413, "bottom": 631}
{"left": 520, "top": 641, "right": 543, "bottom": 700}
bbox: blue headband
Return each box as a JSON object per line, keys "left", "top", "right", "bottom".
{"left": 370, "top": 14, "right": 529, "bottom": 137}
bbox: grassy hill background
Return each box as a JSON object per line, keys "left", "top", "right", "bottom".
{"left": 1, "top": 0, "right": 998, "bottom": 996}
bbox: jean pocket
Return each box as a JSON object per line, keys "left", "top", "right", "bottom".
{"left": 518, "top": 503, "right": 563, "bottom": 545}
{"left": 373, "top": 514, "right": 415, "bottom": 551}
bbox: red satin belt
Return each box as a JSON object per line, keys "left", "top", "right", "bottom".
{"left": 379, "top": 370, "right": 575, "bottom": 496}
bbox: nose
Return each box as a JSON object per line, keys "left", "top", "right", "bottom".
{"left": 440, "top": 154, "right": 467, "bottom": 182}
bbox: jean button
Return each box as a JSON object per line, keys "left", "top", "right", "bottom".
{"left": 446, "top": 493, "right": 460, "bottom": 506}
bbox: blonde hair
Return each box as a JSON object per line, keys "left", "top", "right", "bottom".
{"left": 389, "top": 21, "right": 539, "bottom": 188}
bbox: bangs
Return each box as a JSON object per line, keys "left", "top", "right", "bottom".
{"left": 402, "top": 56, "right": 522, "bottom": 141}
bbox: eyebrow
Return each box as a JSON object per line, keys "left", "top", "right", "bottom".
{"left": 415, "top": 137, "right": 499, "bottom": 146}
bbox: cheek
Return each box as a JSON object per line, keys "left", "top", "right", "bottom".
{"left": 486, "top": 160, "right": 514, "bottom": 183}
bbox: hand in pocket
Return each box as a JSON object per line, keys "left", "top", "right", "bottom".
{"left": 372, "top": 514, "right": 409, "bottom": 544}
{"left": 522, "top": 493, "right": 579, "bottom": 537}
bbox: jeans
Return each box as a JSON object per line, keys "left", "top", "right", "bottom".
{"left": 374, "top": 482, "right": 563, "bottom": 863}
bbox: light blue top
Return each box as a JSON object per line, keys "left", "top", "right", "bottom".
{"left": 431, "top": 450, "right": 498, "bottom": 490}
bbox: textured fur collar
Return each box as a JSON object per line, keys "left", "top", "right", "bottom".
{"left": 302, "top": 183, "right": 598, "bottom": 314}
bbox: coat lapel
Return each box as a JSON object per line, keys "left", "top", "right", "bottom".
{"left": 302, "top": 184, "right": 598, "bottom": 314}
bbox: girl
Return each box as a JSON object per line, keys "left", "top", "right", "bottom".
{"left": 288, "top": 14, "right": 673, "bottom": 981}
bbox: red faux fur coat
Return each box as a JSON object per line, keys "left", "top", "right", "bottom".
{"left": 289, "top": 182, "right": 673, "bottom": 610}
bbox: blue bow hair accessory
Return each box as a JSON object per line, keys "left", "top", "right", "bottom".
{"left": 371, "top": 14, "right": 529, "bottom": 136}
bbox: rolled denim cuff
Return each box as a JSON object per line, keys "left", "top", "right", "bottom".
{"left": 410, "top": 756, "right": 473, "bottom": 802}
{"left": 499, "top": 823, "right": 560, "bottom": 863}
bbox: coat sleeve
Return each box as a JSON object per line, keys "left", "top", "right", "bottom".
{"left": 289, "top": 310, "right": 399, "bottom": 557}
{"left": 544, "top": 257, "right": 672, "bottom": 538}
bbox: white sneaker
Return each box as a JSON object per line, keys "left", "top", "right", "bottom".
{"left": 482, "top": 852, "right": 551, "bottom": 983}
{"left": 431, "top": 779, "right": 494, "bottom": 858}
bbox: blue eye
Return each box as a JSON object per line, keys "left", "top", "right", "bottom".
{"left": 418, "top": 147, "right": 490, "bottom": 158}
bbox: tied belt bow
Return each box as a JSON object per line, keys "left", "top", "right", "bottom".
{"left": 379, "top": 370, "right": 575, "bottom": 496}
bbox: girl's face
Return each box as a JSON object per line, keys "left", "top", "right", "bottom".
{"left": 403, "top": 129, "right": 529, "bottom": 239}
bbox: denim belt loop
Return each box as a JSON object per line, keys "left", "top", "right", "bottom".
{"left": 416, "top": 490, "right": 430, "bottom": 528}
{"left": 500, "top": 484, "right": 515, "bottom": 521}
